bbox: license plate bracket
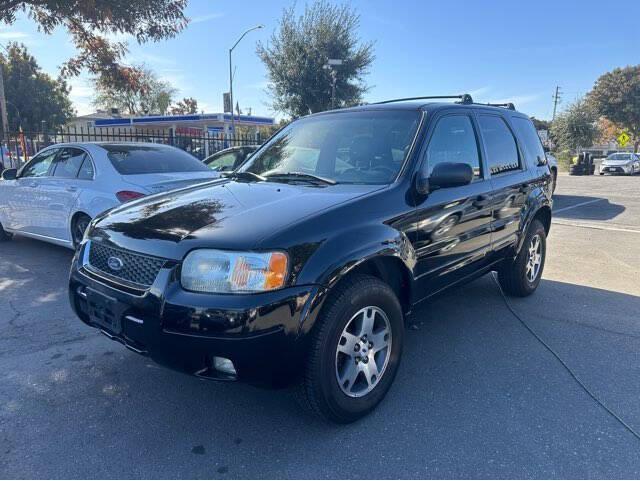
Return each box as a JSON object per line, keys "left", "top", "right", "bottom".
{"left": 85, "top": 287, "right": 126, "bottom": 334}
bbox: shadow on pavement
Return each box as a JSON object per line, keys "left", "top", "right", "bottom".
{"left": 552, "top": 194, "right": 625, "bottom": 222}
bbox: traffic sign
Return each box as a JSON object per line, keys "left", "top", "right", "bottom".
{"left": 618, "top": 131, "right": 630, "bottom": 147}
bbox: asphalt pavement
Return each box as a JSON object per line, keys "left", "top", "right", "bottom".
{"left": 1, "top": 172, "right": 640, "bottom": 478}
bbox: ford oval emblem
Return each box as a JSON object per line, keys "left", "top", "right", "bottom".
{"left": 107, "top": 256, "right": 124, "bottom": 271}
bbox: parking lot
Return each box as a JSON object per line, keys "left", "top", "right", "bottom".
{"left": 1, "top": 173, "right": 639, "bottom": 478}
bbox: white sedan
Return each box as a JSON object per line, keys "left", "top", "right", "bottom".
{"left": 0, "top": 142, "right": 219, "bottom": 249}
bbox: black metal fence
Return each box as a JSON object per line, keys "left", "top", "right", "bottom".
{"left": 0, "top": 127, "right": 264, "bottom": 169}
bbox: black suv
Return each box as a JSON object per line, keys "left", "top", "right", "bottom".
{"left": 69, "top": 95, "right": 552, "bottom": 423}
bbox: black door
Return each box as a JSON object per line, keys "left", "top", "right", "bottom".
{"left": 412, "top": 111, "right": 494, "bottom": 299}
{"left": 476, "top": 114, "right": 532, "bottom": 254}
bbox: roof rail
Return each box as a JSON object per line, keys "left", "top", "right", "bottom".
{"left": 486, "top": 102, "right": 516, "bottom": 110}
{"left": 373, "top": 94, "right": 474, "bottom": 105}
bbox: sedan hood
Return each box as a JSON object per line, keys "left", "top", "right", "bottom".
{"left": 601, "top": 159, "right": 632, "bottom": 166}
{"left": 90, "top": 179, "right": 380, "bottom": 259}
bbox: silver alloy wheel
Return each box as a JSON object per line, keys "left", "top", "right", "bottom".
{"left": 526, "top": 234, "right": 542, "bottom": 283}
{"left": 335, "top": 306, "right": 392, "bottom": 398}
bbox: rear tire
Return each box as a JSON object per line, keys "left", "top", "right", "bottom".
{"left": 498, "top": 219, "right": 546, "bottom": 297}
{"left": 0, "top": 221, "right": 12, "bottom": 242}
{"left": 297, "top": 274, "right": 404, "bottom": 423}
{"left": 71, "top": 214, "right": 91, "bottom": 249}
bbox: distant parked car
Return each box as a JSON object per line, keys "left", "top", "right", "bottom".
{"left": 599, "top": 152, "right": 640, "bottom": 175}
{"left": 203, "top": 145, "right": 260, "bottom": 172}
{"left": 0, "top": 142, "right": 219, "bottom": 248}
{"left": 546, "top": 152, "right": 558, "bottom": 193}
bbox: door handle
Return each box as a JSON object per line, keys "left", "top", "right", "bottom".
{"left": 27, "top": 182, "right": 37, "bottom": 188}
{"left": 66, "top": 186, "right": 78, "bottom": 192}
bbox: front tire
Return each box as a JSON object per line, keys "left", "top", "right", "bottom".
{"left": 71, "top": 214, "right": 91, "bottom": 249}
{"left": 298, "top": 274, "right": 404, "bottom": 423}
{"left": 498, "top": 219, "right": 546, "bottom": 297}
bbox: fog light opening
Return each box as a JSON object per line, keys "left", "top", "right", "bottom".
{"left": 213, "top": 356, "right": 237, "bottom": 376}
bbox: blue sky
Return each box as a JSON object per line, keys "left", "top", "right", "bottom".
{"left": 0, "top": 0, "right": 638, "bottom": 120}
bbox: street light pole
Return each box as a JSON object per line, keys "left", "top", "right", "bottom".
{"left": 323, "top": 59, "right": 343, "bottom": 111}
{"left": 228, "top": 24, "right": 263, "bottom": 135}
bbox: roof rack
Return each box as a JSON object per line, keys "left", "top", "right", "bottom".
{"left": 486, "top": 102, "right": 516, "bottom": 110}
{"left": 373, "top": 94, "right": 474, "bottom": 105}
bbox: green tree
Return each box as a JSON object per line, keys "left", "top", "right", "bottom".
{"left": 93, "top": 64, "right": 176, "bottom": 115}
{"left": 170, "top": 97, "right": 198, "bottom": 115}
{"left": 550, "top": 98, "right": 599, "bottom": 152}
{"left": 588, "top": 65, "right": 640, "bottom": 152}
{"left": 0, "top": 43, "right": 74, "bottom": 130}
{"left": 0, "top": 0, "right": 188, "bottom": 89}
{"left": 257, "top": 0, "right": 374, "bottom": 118}
{"left": 530, "top": 117, "right": 551, "bottom": 131}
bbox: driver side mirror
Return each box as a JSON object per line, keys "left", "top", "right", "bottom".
{"left": 415, "top": 162, "right": 473, "bottom": 195}
{"left": 1, "top": 168, "right": 17, "bottom": 180}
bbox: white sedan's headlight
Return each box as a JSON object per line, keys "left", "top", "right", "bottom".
{"left": 181, "top": 249, "right": 288, "bottom": 293}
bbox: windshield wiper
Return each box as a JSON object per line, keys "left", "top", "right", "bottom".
{"left": 265, "top": 172, "right": 337, "bottom": 185}
{"left": 222, "top": 171, "right": 266, "bottom": 182}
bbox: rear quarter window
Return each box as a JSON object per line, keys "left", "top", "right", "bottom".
{"left": 511, "top": 117, "right": 546, "bottom": 167}
{"left": 103, "top": 145, "right": 209, "bottom": 175}
{"left": 478, "top": 115, "right": 521, "bottom": 176}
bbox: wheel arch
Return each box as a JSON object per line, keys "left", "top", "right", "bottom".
{"left": 338, "top": 255, "right": 413, "bottom": 316}
{"left": 69, "top": 210, "right": 92, "bottom": 240}
{"left": 533, "top": 204, "right": 552, "bottom": 235}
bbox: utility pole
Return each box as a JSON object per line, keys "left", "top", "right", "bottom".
{"left": 551, "top": 86, "right": 562, "bottom": 121}
{"left": 0, "top": 59, "right": 9, "bottom": 141}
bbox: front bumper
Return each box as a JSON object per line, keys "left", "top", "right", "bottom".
{"left": 600, "top": 164, "right": 632, "bottom": 174}
{"left": 68, "top": 243, "right": 326, "bottom": 387}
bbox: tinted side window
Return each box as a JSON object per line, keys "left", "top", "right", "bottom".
{"left": 20, "top": 149, "right": 58, "bottom": 178}
{"left": 512, "top": 117, "right": 545, "bottom": 167}
{"left": 426, "top": 115, "right": 482, "bottom": 179}
{"left": 77, "top": 157, "right": 95, "bottom": 180}
{"left": 53, "top": 148, "right": 87, "bottom": 178}
{"left": 478, "top": 115, "right": 520, "bottom": 175}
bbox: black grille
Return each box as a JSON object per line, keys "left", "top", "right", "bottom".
{"left": 88, "top": 243, "right": 165, "bottom": 287}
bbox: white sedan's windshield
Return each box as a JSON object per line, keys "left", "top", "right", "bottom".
{"left": 607, "top": 153, "right": 632, "bottom": 160}
{"left": 240, "top": 110, "right": 421, "bottom": 184}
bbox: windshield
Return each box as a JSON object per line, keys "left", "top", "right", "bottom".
{"left": 103, "top": 144, "right": 210, "bottom": 175}
{"left": 239, "top": 110, "right": 422, "bottom": 184}
{"left": 607, "top": 153, "right": 632, "bottom": 161}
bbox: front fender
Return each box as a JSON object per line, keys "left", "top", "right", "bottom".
{"left": 295, "top": 223, "right": 417, "bottom": 289}
{"left": 292, "top": 223, "right": 416, "bottom": 339}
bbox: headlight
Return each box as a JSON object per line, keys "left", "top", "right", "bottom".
{"left": 181, "top": 249, "right": 288, "bottom": 293}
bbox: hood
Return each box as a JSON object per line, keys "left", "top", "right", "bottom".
{"left": 602, "top": 158, "right": 633, "bottom": 166}
{"left": 90, "top": 179, "right": 380, "bottom": 259}
{"left": 122, "top": 171, "right": 220, "bottom": 194}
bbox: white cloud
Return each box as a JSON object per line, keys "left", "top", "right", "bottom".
{"left": 488, "top": 94, "right": 542, "bottom": 106}
{"left": 190, "top": 13, "right": 224, "bottom": 24}
{"left": 67, "top": 77, "right": 95, "bottom": 116}
{"left": 103, "top": 31, "right": 134, "bottom": 43}
{"left": 128, "top": 52, "right": 175, "bottom": 66}
{"left": 468, "top": 86, "right": 491, "bottom": 97}
{"left": 244, "top": 80, "right": 270, "bottom": 90}
{"left": 0, "top": 30, "right": 30, "bottom": 40}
